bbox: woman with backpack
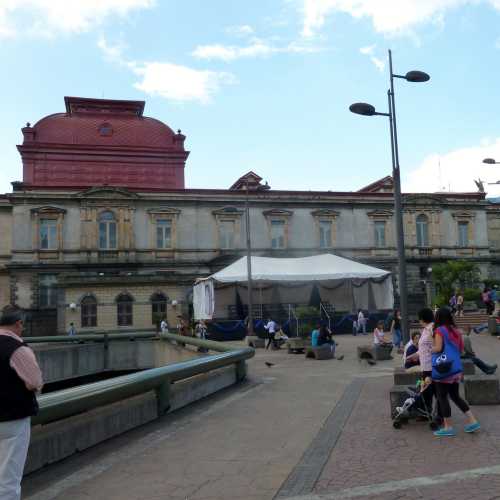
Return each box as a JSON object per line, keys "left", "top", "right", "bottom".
{"left": 432, "top": 307, "right": 480, "bottom": 437}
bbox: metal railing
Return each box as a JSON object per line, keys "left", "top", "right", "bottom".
{"left": 31, "top": 333, "right": 254, "bottom": 426}
{"left": 320, "top": 302, "right": 332, "bottom": 331}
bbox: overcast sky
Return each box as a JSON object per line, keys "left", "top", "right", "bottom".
{"left": 2, "top": 0, "right": 500, "bottom": 196}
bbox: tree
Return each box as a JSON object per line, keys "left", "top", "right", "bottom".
{"left": 432, "top": 260, "right": 480, "bottom": 305}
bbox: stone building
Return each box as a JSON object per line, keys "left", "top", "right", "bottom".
{"left": 0, "top": 96, "right": 493, "bottom": 335}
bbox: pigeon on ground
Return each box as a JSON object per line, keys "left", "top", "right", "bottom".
{"left": 336, "top": 355, "right": 344, "bottom": 361}
{"left": 265, "top": 362, "right": 275, "bottom": 367}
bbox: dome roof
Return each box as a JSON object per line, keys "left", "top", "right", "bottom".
{"left": 30, "top": 97, "right": 177, "bottom": 149}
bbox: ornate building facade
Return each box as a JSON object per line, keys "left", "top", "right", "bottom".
{"left": 0, "top": 97, "right": 494, "bottom": 335}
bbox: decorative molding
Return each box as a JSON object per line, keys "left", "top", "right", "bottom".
{"left": 367, "top": 209, "right": 393, "bottom": 219}
{"left": 76, "top": 186, "right": 140, "bottom": 199}
{"left": 30, "top": 206, "right": 67, "bottom": 215}
{"left": 212, "top": 206, "right": 245, "bottom": 217}
{"left": 262, "top": 209, "right": 293, "bottom": 217}
{"left": 311, "top": 209, "right": 340, "bottom": 218}
{"left": 452, "top": 211, "right": 475, "bottom": 219}
{"left": 404, "top": 194, "right": 443, "bottom": 205}
{"left": 147, "top": 207, "right": 181, "bottom": 216}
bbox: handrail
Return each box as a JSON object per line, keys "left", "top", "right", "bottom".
{"left": 320, "top": 302, "right": 331, "bottom": 331}
{"left": 25, "top": 331, "right": 159, "bottom": 344}
{"left": 33, "top": 333, "right": 254, "bottom": 426}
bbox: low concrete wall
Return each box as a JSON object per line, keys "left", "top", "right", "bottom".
{"left": 33, "top": 340, "right": 203, "bottom": 384}
{"left": 26, "top": 366, "right": 237, "bottom": 474}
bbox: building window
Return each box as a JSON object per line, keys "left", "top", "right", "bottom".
{"left": 81, "top": 296, "right": 97, "bottom": 327}
{"left": 416, "top": 214, "right": 429, "bottom": 247}
{"left": 99, "top": 211, "right": 117, "bottom": 250}
{"left": 219, "top": 220, "right": 235, "bottom": 249}
{"left": 39, "top": 219, "right": 57, "bottom": 250}
{"left": 271, "top": 220, "right": 286, "bottom": 249}
{"left": 117, "top": 293, "right": 133, "bottom": 326}
{"left": 319, "top": 220, "right": 332, "bottom": 248}
{"left": 156, "top": 219, "right": 172, "bottom": 249}
{"left": 374, "top": 221, "right": 386, "bottom": 248}
{"left": 458, "top": 221, "right": 469, "bottom": 247}
{"left": 151, "top": 292, "right": 167, "bottom": 324}
{"left": 39, "top": 274, "right": 58, "bottom": 308}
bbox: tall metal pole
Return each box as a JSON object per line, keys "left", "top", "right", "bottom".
{"left": 388, "top": 49, "right": 410, "bottom": 343}
{"left": 245, "top": 183, "right": 254, "bottom": 336}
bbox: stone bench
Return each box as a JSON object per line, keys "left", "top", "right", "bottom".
{"left": 357, "top": 344, "right": 393, "bottom": 362}
{"left": 286, "top": 337, "right": 307, "bottom": 354}
{"left": 305, "top": 345, "right": 334, "bottom": 360}
{"left": 464, "top": 375, "right": 500, "bottom": 405}
{"left": 393, "top": 368, "right": 421, "bottom": 386}
{"left": 393, "top": 360, "right": 475, "bottom": 386}
{"left": 246, "top": 336, "right": 265, "bottom": 348}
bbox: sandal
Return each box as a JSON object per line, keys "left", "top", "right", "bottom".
{"left": 433, "top": 427, "right": 456, "bottom": 437}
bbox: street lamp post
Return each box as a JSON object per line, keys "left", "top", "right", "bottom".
{"left": 349, "top": 49, "right": 430, "bottom": 344}
{"left": 245, "top": 183, "right": 254, "bottom": 336}
{"left": 244, "top": 181, "right": 270, "bottom": 337}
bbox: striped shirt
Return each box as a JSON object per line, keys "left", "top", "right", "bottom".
{"left": 0, "top": 329, "right": 43, "bottom": 391}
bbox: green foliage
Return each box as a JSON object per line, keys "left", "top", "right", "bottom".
{"left": 294, "top": 306, "right": 319, "bottom": 319}
{"left": 432, "top": 260, "right": 480, "bottom": 302}
{"left": 463, "top": 288, "right": 480, "bottom": 302}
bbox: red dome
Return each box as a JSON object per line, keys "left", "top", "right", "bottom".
{"left": 18, "top": 97, "right": 188, "bottom": 190}
{"left": 32, "top": 96, "right": 176, "bottom": 149}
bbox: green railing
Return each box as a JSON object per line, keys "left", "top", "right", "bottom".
{"left": 30, "top": 333, "right": 254, "bottom": 426}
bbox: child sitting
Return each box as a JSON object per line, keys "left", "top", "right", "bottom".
{"left": 373, "top": 320, "right": 391, "bottom": 346}
{"left": 403, "top": 331, "right": 420, "bottom": 369}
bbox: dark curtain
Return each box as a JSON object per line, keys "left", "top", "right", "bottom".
{"left": 235, "top": 288, "right": 245, "bottom": 320}
{"left": 309, "top": 284, "right": 322, "bottom": 308}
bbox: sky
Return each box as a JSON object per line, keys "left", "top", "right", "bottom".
{"left": 2, "top": 0, "right": 500, "bottom": 196}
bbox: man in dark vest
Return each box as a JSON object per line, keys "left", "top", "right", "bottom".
{"left": 0, "top": 306, "right": 43, "bottom": 500}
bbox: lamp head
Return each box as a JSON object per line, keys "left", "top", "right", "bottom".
{"left": 483, "top": 158, "right": 497, "bottom": 164}
{"left": 405, "top": 70, "right": 430, "bottom": 83}
{"left": 349, "top": 102, "right": 376, "bottom": 116}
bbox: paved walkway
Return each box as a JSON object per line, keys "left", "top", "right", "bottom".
{"left": 23, "top": 331, "right": 500, "bottom": 500}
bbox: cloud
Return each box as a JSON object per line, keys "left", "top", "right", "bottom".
{"left": 359, "top": 44, "right": 385, "bottom": 71}
{"left": 132, "top": 63, "right": 236, "bottom": 104}
{"left": 192, "top": 39, "right": 325, "bottom": 62}
{"left": 359, "top": 44, "right": 376, "bottom": 55}
{"left": 225, "top": 25, "right": 254, "bottom": 36}
{"left": 300, "top": 0, "right": 500, "bottom": 37}
{"left": 98, "top": 38, "right": 236, "bottom": 103}
{"left": 405, "top": 137, "right": 500, "bottom": 196}
{"left": 0, "top": 0, "right": 154, "bottom": 38}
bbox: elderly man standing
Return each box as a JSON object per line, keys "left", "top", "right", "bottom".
{"left": 0, "top": 306, "right": 43, "bottom": 500}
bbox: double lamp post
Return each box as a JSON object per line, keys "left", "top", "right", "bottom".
{"left": 349, "top": 50, "right": 430, "bottom": 343}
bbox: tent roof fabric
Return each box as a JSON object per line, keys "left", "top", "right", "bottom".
{"left": 209, "top": 254, "right": 390, "bottom": 283}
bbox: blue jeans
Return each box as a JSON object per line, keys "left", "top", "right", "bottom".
{"left": 392, "top": 328, "right": 402, "bottom": 348}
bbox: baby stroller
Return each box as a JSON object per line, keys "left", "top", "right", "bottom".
{"left": 392, "top": 380, "right": 441, "bottom": 430}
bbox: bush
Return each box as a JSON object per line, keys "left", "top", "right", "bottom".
{"left": 463, "top": 288, "right": 481, "bottom": 302}
{"left": 295, "top": 306, "right": 319, "bottom": 319}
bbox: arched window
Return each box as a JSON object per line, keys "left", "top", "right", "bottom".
{"left": 117, "top": 293, "right": 134, "bottom": 326}
{"left": 151, "top": 292, "right": 167, "bottom": 324}
{"left": 99, "top": 211, "right": 117, "bottom": 250}
{"left": 81, "top": 295, "right": 97, "bottom": 327}
{"left": 416, "top": 214, "right": 429, "bottom": 247}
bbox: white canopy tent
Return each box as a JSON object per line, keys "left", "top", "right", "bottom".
{"left": 193, "top": 254, "right": 394, "bottom": 320}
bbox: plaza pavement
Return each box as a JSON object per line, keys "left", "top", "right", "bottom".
{"left": 22, "top": 330, "right": 500, "bottom": 500}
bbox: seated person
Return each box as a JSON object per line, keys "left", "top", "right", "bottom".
{"left": 373, "top": 320, "right": 392, "bottom": 348}
{"left": 463, "top": 325, "right": 497, "bottom": 374}
{"left": 311, "top": 324, "right": 321, "bottom": 347}
{"left": 317, "top": 324, "right": 336, "bottom": 355}
{"left": 403, "top": 331, "right": 420, "bottom": 369}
